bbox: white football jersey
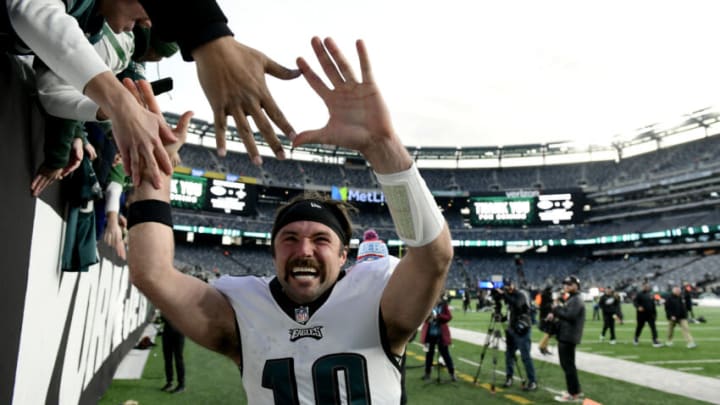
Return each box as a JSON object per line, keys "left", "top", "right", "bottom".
{"left": 213, "top": 257, "right": 402, "bottom": 404}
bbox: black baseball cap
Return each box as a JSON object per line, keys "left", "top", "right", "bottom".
{"left": 563, "top": 275, "right": 581, "bottom": 288}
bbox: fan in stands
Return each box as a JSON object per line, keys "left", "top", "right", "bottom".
{"left": 356, "top": 229, "right": 389, "bottom": 262}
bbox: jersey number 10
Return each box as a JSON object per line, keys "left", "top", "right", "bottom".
{"left": 262, "top": 353, "right": 370, "bottom": 404}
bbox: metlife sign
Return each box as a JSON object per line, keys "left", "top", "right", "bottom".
{"left": 331, "top": 185, "right": 385, "bottom": 204}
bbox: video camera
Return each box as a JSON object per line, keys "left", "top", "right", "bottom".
{"left": 478, "top": 276, "right": 506, "bottom": 320}
{"left": 478, "top": 280, "right": 504, "bottom": 290}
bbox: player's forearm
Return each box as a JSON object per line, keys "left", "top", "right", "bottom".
{"left": 127, "top": 175, "right": 175, "bottom": 288}
{"left": 128, "top": 222, "right": 175, "bottom": 286}
{"left": 362, "top": 136, "right": 413, "bottom": 175}
{"left": 362, "top": 128, "right": 452, "bottom": 257}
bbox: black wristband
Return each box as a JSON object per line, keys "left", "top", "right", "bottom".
{"left": 127, "top": 200, "right": 173, "bottom": 229}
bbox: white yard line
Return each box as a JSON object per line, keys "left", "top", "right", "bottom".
{"left": 451, "top": 326, "right": 720, "bottom": 405}
{"left": 645, "top": 359, "right": 720, "bottom": 365}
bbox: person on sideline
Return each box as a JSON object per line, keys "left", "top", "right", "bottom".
{"left": 420, "top": 294, "right": 457, "bottom": 382}
{"left": 126, "top": 37, "right": 453, "bottom": 403}
{"left": 599, "top": 286, "right": 621, "bottom": 344}
{"left": 664, "top": 286, "right": 697, "bottom": 349}
{"left": 160, "top": 315, "right": 186, "bottom": 393}
{"left": 497, "top": 279, "right": 537, "bottom": 391}
{"left": 537, "top": 286, "right": 556, "bottom": 355}
{"left": 634, "top": 283, "right": 663, "bottom": 347}
{"left": 683, "top": 282, "right": 696, "bottom": 322}
{"left": 547, "top": 276, "right": 585, "bottom": 402}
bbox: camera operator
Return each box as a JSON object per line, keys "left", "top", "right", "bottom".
{"left": 547, "top": 276, "right": 585, "bottom": 402}
{"left": 495, "top": 278, "right": 537, "bottom": 391}
{"left": 420, "top": 294, "right": 457, "bottom": 382}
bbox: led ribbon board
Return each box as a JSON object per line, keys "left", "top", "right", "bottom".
{"left": 470, "top": 196, "right": 534, "bottom": 226}
{"left": 208, "top": 179, "right": 257, "bottom": 215}
{"left": 170, "top": 173, "right": 207, "bottom": 210}
{"left": 469, "top": 191, "right": 584, "bottom": 226}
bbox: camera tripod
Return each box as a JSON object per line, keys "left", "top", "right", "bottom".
{"left": 472, "top": 311, "right": 525, "bottom": 392}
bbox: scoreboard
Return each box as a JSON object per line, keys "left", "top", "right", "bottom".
{"left": 170, "top": 173, "right": 257, "bottom": 215}
{"left": 468, "top": 190, "right": 584, "bottom": 226}
{"left": 170, "top": 174, "right": 206, "bottom": 210}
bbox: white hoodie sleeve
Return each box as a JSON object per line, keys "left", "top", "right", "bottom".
{"left": 7, "top": 0, "right": 110, "bottom": 91}
{"left": 36, "top": 63, "right": 101, "bottom": 121}
{"left": 34, "top": 24, "right": 135, "bottom": 121}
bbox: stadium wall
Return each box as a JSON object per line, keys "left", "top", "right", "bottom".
{"left": 1, "top": 55, "right": 150, "bottom": 405}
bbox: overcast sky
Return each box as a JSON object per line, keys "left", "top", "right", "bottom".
{"left": 147, "top": 0, "right": 720, "bottom": 148}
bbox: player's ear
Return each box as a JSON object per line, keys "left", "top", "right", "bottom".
{"left": 339, "top": 246, "right": 348, "bottom": 265}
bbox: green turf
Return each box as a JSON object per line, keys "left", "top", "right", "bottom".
{"left": 452, "top": 303, "right": 719, "bottom": 379}
{"left": 100, "top": 304, "right": 718, "bottom": 404}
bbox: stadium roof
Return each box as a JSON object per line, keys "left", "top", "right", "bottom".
{"left": 164, "top": 107, "right": 720, "bottom": 168}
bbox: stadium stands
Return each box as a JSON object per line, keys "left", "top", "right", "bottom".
{"left": 171, "top": 123, "right": 720, "bottom": 295}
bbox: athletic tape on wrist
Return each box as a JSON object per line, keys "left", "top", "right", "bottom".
{"left": 105, "top": 181, "right": 122, "bottom": 214}
{"left": 127, "top": 199, "right": 173, "bottom": 229}
{"left": 375, "top": 163, "right": 444, "bottom": 247}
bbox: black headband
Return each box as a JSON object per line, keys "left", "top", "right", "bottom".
{"left": 271, "top": 200, "right": 350, "bottom": 246}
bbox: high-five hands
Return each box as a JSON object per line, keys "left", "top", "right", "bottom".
{"left": 121, "top": 79, "right": 193, "bottom": 174}
{"left": 193, "top": 37, "right": 301, "bottom": 164}
{"left": 293, "top": 37, "right": 395, "bottom": 155}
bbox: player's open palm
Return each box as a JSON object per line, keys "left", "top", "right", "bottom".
{"left": 294, "top": 37, "right": 397, "bottom": 155}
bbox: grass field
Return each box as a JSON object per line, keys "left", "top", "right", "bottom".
{"left": 100, "top": 304, "right": 718, "bottom": 404}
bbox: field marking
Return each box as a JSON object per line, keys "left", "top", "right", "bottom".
{"left": 442, "top": 355, "right": 569, "bottom": 404}
{"left": 504, "top": 394, "right": 533, "bottom": 404}
{"left": 485, "top": 360, "right": 570, "bottom": 398}
{"left": 616, "top": 355, "right": 639, "bottom": 359}
{"left": 678, "top": 367, "right": 704, "bottom": 371}
{"left": 582, "top": 323, "right": 720, "bottom": 330}
{"left": 459, "top": 357, "right": 480, "bottom": 367}
{"left": 645, "top": 359, "right": 720, "bottom": 365}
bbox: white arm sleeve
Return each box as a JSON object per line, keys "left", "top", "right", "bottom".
{"left": 7, "top": 0, "right": 109, "bottom": 91}
{"left": 105, "top": 181, "right": 123, "bottom": 214}
{"left": 375, "top": 163, "right": 445, "bottom": 247}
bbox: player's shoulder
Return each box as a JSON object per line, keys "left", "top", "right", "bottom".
{"left": 212, "top": 274, "right": 272, "bottom": 295}
{"left": 349, "top": 255, "right": 400, "bottom": 275}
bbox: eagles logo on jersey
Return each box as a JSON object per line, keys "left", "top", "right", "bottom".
{"left": 289, "top": 326, "right": 324, "bottom": 342}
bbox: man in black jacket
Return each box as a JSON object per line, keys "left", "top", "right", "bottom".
{"left": 633, "top": 283, "right": 663, "bottom": 347}
{"left": 598, "top": 286, "right": 620, "bottom": 344}
{"left": 497, "top": 279, "right": 537, "bottom": 391}
{"left": 547, "top": 276, "right": 585, "bottom": 403}
{"left": 664, "top": 286, "right": 697, "bottom": 348}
